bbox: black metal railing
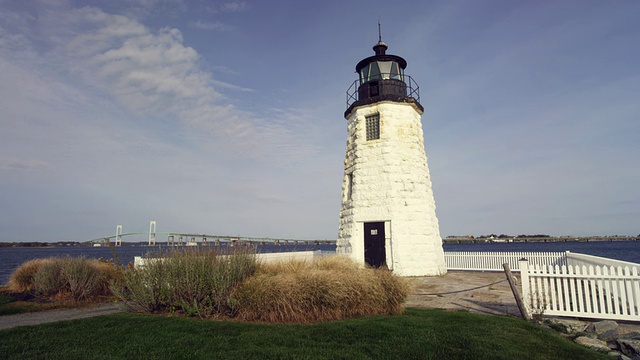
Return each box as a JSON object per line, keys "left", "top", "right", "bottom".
{"left": 346, "top": 73, "right": 420, "bottom": 109}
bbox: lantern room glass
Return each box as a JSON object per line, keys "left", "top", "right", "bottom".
{"left": 359, "top": 61, "right": 404, "bottom": 84}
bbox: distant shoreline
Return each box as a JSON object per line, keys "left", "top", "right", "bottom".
{"left": 443, "top": 236, "right": 640, "bottom": 244}
{"left": 1, "top": 236, "right": 639, "bottom": 248}
{"left": 0, "top": 241, "right": 334, "bottom": 249}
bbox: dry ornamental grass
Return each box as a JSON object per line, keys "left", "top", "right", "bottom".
{"left": 112, "top": 248, "right": 257, "bottom": 318}
{"left": 7, "top": 252, "right": 410, "bottom": 324}
{"left": 7, "top": 256, "right": 122, "bottom": 301}
{"left": 231, "top": 256, "right": 410, "bottom": 323}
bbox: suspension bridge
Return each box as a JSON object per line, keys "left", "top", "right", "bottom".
{"left": 87, "top": 221, "right": 335, "bottom": 247}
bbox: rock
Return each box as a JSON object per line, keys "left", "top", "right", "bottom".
{"left": 588, "top": 320, "right": 619, "bottom": 342}
{"left": 620, "top": 333, "right": 640, "bottom": 341}
{"left": 547, "top": 318, "right": 590, "bottom": 334}
{"left": 575, "top": 336, "right": 611, "bottom": 352}
{"left": 617, "top": 354, "right": 632, "bottom": 360}
{"left": 618, "top": 339, "right": 640, "bottom": 357}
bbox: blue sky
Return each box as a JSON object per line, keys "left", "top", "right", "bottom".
{"left": 1, "top": 0, "right": 638, "bottom": 242}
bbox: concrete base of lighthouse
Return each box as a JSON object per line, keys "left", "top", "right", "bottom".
{"left": 337, "top": 101, "right": 447, "bottom": 277}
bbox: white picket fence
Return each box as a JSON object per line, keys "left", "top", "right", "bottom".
{"left": 566, "top": 252, "right": 640, "bottom": 273}
{"left": 520, "top": 259, "right": 640, "bottom": 322}
{"left": 444, "top": 251, "right": 567, "bottom": 272}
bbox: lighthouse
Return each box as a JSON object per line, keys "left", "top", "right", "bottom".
{"left": 337, "top": 35, "right": 446, "bottom": 276}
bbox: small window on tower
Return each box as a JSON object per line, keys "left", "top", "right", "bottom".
{"left": 366, "top": 114, "right": 380, "bottom": 141}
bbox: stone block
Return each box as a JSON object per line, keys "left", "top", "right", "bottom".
{"left": 588, "top": 320, "right": 619, "bottom": 342}
{"left": 575, "top": 336, "right": 610, "bottom": 352}
{"left": 547, "top": 318, "right": 590, "bottom": 334}
{"left": 618, "top": 339, "right": 640, "bottom": 358}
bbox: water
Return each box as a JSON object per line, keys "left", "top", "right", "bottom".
{"left": 442, "top": 240, "right": 640, "bottom": 264}
{"left": 1, "top": 241, "right": 638, "bottom": 285}
{"left": 0, "top": 243, "right": 336, "bottom": 286}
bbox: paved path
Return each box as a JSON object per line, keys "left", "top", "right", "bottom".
{"left": 405, "top": 271, "right": 640, "bottom": 334}
{"left": 0, "top": 303, "right": 126, "bottom": 330}
{"left": 405, "top": 270, "right": 522, "bottom": 317}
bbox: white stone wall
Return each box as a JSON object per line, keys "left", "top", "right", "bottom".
{"left": 337, "top": 101, "right": 447, "bottom": 276}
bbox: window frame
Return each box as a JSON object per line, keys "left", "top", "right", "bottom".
{"left": 365, "top": 114, "right": 380, "bottom": 141}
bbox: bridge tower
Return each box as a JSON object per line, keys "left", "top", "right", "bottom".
{"left": 148, "top": 220, "right": 156, "bottom": 246}
{"left": 337, "top": 33, "right": 446, "bottom": 276}
{"left": 115, "top": 225, "right": 123, "bottom": 246}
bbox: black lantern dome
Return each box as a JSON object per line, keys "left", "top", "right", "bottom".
{"left": 345, "top": 39, "right": 422, "bottom": 118}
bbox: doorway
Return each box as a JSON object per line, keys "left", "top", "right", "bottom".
{"left": 364, "top": 222, "right": 386, "bottom": 268}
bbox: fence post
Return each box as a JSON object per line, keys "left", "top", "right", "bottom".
{"left": 504, "top": 262, "right": 530, "bottom": 320}
{"left": 518, "top": 259, "right": 531, "bottom": 319}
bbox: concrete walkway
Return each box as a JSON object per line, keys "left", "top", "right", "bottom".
{"left": 405, "top": 270, "right": 522, "bottom": 317}
{"left": 405, "top": 271, "right": 640, "bottom": 334}
{"left": 0, "top": 303, "right": 126, "bottom": 330}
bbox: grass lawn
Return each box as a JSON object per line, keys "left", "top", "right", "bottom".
{"left": 0, "top": 294, "right": 45, "bottom": 316}
{"left": 0, "top": 308, "right": 608, "bottom": 360}
{"left": 0, "top": 290, "right": 111, "bottom": 316}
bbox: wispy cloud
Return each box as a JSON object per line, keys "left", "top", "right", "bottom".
{"left": 0, "top": 3, "right": 333, "bottom": 241}
{"left": 0, "top": 157, "right": 49, "bottom": 172}
{"left": 210, "top": 79, "right": 254, "bottom": 92}
{"left": 220, "top": 1, "right": 248, "bottom": 13}
{"left": 190, "top": 20, "right": 228, "bottom": 31}
{"left": 18, "top": 6, "right": 318, "bottom": 163}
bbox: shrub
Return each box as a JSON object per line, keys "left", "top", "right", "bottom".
{"left": 32, "top": 259, "right": 65, "bottom": 297}
{"left": 7, "top": 256, "right": 122, "bottom": 301}
{"left": 94, "top": 260, "right": 124, "bottom": 295}
{"left": 112, "top": 247, "right": 257, "bottom": 318}
{"left": 112, "top": 258, "right": 169, "bottom": 313}
{"left": 231, "top": 255, "right": 410, "bottom": 323}
{"left": 62, "top": 257, "right": 103, "bottom": 301}
{"left": 7, "top": 258, "right": 52, "bottom": 292}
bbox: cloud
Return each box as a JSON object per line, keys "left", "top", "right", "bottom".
{"left": 0, "top": 157, "right": 49, "bottom": 171}
{"left": 19, "top": 6, "right": 319, "bottom": 164}
{"left": 209, "top": 1, "right": 248, "bottom": 13}
{"left": 221, "top": 1, "right": 248, "bottom": 12}
{"left": 190, "top": 20, "right": 228, "bottom": 31}
{"left": 0, "top": 3, "right": 339, "bottom": 242}
{"left": 210, "top": 79, "right": 254, "bottom": 92}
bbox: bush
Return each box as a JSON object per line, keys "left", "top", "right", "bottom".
{"left": 112, "top": 248, "right": 257, "bottom": 318}
{"left": 32, "top": 259, "right": 65, "bottom": 297}
{"left": 7, "top": 258, "right": 53, "bottom": 292}
{"left": 63, "top": 258, "right": 103, "bottom": 300}
{"left": 231, "top": 256, "right": 410, "bottom": 323}
{"left": 7, "top": 256, "right": 122, "bottom": 301}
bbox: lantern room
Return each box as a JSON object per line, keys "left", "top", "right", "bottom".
{"left": 357, "top": 41, "right": 406, "bottom": 83}
{"left": 345, "top": 40, "right": 423, "bottom": 118}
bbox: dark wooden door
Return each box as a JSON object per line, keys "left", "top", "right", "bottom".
{"left": 364, "top": 222, "right": 386, "bottom": 268}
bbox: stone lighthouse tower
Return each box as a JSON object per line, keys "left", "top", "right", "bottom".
{"left": 337, "top": 35, "right": 446, "bottom": 276}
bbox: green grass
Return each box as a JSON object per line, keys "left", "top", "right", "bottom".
{"left": 0, "top": 308, "right": 608, "bottom": 360}
{"left": 0, "top": 294, "right": 23, "bottom": 316}
{"left": 0, "top": 289, "right": 108, "bottom": 316}
{"left": 0, "top": 294, "right": 45, "bottom": 316}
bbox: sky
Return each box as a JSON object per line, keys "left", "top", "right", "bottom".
{"left": 1, "top": 0, "right": 639, "bottom": 242}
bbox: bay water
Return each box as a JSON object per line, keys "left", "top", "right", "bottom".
{"left": 1, "top": 241, "right": 638, "bottom": 285}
